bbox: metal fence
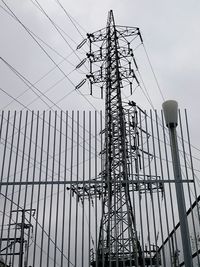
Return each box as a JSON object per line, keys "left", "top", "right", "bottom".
{"left": 0, "top": 109, "right": 199, "bottom": 266}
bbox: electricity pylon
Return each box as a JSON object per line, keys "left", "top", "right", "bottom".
{"left": 76, "top": 10, "right": 162, "bottom": 266}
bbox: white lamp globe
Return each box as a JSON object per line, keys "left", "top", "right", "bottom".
{"left": 162, "top": 100, "right": 178, "bottom": 128}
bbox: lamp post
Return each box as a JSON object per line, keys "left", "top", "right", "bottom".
{"left": 162, "top": 100, "right": 193, "bottom": 267}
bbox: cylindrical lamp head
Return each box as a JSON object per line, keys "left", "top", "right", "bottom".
{"left": 162, "top": 100, "right": 178, "bottom": 128}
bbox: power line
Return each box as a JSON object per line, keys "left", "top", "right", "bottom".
{"left": 142, "top": 43, "right": 165, "bottom": 102}
{"left": 30, "top": 0, "right": 78, "bottom": 47}
{"left": 0, "top": 111, "right": 101, "bottom": 185}
{"left": 136, "top": 56, "right": 200, "bottom": 157}
{"left": 31, "top": 0, "right": 88, "bottom": 68}
{"left": 0, "top": 56, "right": 102, "bottom": 141}
{"left": 0, "top": 192, "right": 75, "bottom": 266}
{"left": 29, "top": 0, "right": 103, "bottom": 115}
{"left": 137, "top": 71, "right": 155, "bottom": 110}
{"left": 0, "top": 3, "right": 87, "bottom": 111}
{"left": 1, "top": 0, "right": 104, "bottom": 120}
{"left": 0, "top": 1, "right": 82, "bottom": 67}
{"left": 2, "top": 1, "right": 96, "bottom": 122}
{"left": 2, "top": 0, "right": 200, "bottom": 170}
{"left": 54, "top": 0, "right": 87, "bottom": 38}
{"left": 1, "top": 0, "right": 76, "bottom": 88}
{"left": 0, "top": 196, "right": 74, "bottom": 267}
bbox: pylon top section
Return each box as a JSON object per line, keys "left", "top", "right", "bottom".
{"left": 107, "top": 10, "right": 115, "bottom": 26}
{"left": 82, "top": 10, "right": 143, "bottom": 98}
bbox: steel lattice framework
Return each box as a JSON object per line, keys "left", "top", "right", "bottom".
{"left": 84, "top": 10, "right": 161, "bottom": 266}
{"left": 0, "top": 10, "right": 199, "bottom": 267}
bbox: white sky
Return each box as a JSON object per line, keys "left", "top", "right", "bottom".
{"left": 0, "top": 0, "right": 200, "bottom": 156}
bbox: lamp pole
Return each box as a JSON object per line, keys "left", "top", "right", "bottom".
{"left": 163, "top": 100, "right": 193, "bottom": 267}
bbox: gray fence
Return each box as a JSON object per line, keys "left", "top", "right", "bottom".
{"left": 0, "top": 110, "right": 199, "bottom": 266}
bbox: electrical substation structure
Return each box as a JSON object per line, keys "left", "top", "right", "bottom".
{"left": 0, "top": 9, "right": 200, "bottom": 267}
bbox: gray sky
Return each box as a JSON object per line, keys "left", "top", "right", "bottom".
{"left": 0, "top": 1, "right": 200, "bottom": 265}
{"left": 0, "top": 0, "right": 200, "bottom": 157}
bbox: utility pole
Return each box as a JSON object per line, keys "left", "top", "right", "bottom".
{"left": 76, "top": 10, "right": 163, "bottom": 266}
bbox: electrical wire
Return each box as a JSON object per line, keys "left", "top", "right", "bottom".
{"left": 30, "top": 0, "right": 88, "bottom": 70}
{"left": 0, "top": 191, "right": 75, "bottom": 266}
{"left": 142, "top": 43, "right": 165, "bottom": 102}
{"left": 1, "top": 0, "right": 76, "bottom": 88}
{"left": 137, "top": 66, "right": 200, "bottom": 163}
{"left": 0, "top": 56, "right": 102, "bottom": 143}
{"left": 0, "top": 58, "right": 101, "bottom": 162}
{"left": 137, "top": 71, "right": 155, "bottom": 109}
{"left": 0, "top": 218, "right": 70, "bottom": 267}
{"left": 0, "top": 3, "right": 85, "bottom": 73}
{"left": 3, "top": 0, "right": 200, "bottom": 159}
{"left": 0, "top": 2, "right": 94, "bottom": 120}
{"left": 1, "top": 0, "right": 200, "bottom": 240}
{"left": 29, "top": 0, "right": 105, "bottom": 115}
{"left": 0, "top": 4, "right": 87, "bottom": 112}
{"left": 54, "top": 0, "right": 87, "bottom": 38}
{"left": 1, "top": 7, "right": 200, "bottom": 180}
{"left": 30, "top": 0, "right": 78, "bottom": 47}
{"left": 1, "top": 0, "right": 104, "bottom": 124}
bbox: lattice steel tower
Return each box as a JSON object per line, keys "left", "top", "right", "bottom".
{"left": 76, "top": 10, "right": 162, "bottom": 266}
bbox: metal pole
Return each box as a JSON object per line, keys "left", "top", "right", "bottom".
{"left": 169, "top": 126, "right": 193, "bottom": 266}
{"left": 163, "top": 100, "right": 193, "bottom": 267}
{"left": 19, "top": 209, "right": 25, "bottom": 267}
{"left": 24, "top": 241, "right": 28, "bottom": 267}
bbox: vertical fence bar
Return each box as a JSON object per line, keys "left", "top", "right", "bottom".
{"left": 150, "top": 110, "right": 167, "bottom": 267}
{"left": 116, "top": 110, "right": 124, "bottom": 265}
{"left": 68, "top": 110, "right": 74, "bottom": 267}
{"left": 4, "top": 111, "right": 22, "bottom": 267}
{"left": 27, "top": 110, "right": 39, "bottom": 266}
{"left": 145, "top": 111, "right": 158, "bottom": 263}
{"left": 82, "top": 111, "right": 85, "bottom": 267}
{"left": 54, "top": 110, "right": 62, "bottom": 267}
{"left": 179, "top": 110, "right": 200, "bottom": 265}
{"left": 13, "top": 111, "right": 28, "bottom": 267}
{"left": 100, "top": 110, "right": 104, "bottom": 267}
{"left": 40, "top": 110, "right": 51, "bottom": 267}
{"left": 47, "top": 110, "right": 57, "bottom": 267}
{"left": 75, "top": 110, "right": 79, "bottom": 267}
{"left": 88, "top": 111, "right": 91, "bottom": 266}
{"left": 139, "top": 110, "right": 153, "bottom": 267}
{"left": 0, "top": 111, "right": 10, "bottom": 255}
{"left": 23, "top": 110, "right": 34, "bottom": 207}
{"left": 3, "top": 111, "right": 15, "bottom": 265}
{"left": 32, "top": 111, "right": 44, "bottom": 267}
{"left": 125, "top": 110, "right": 135, "bottom": 267}
{"left": 185, "top": 109, "right": 200, "bottom": 261}
{"left": 94, "top": 110, "right": 98, "bottom": 267}
{"left": 61, "top": 111, "right": 68, "bottom": 267}
{"left": 127, "top": 109, "right": 140, "bottom": 267}
{"left": 137, "top": 109, "right": 145, "bottom": 267}
{"left": 23, "top": 110, "right": 34, "bottom": 267}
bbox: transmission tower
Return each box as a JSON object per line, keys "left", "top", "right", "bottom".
{"left": 76, "top": 10, "right": 163, "bottom": 266}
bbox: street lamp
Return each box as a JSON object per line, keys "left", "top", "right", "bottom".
{"left": 162, "top": 100, "right": 193, "bottom": 267}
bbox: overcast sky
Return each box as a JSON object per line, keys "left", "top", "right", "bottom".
{"left": 0, "top": 0, "right": 200, "bottom": 157}
{"left": 0, "top": 2, "right": 200, "bottom": 264}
